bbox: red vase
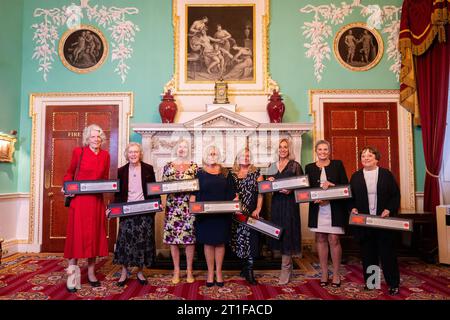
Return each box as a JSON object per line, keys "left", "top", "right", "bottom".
{"left": 159, "top": 90, "right": 178, "bottom": 123}
{"left": 267, "top": 90, "right": 285, "bottom": 123}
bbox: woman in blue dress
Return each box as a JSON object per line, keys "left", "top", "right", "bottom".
{"left": 190, "top": 145, "right": 237, "bottom": 287}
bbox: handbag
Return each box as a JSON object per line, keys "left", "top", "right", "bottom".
{"left": 64, "top": 148, "right": 84, "bottom": 207}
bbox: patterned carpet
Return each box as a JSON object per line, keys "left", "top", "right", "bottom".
{"left": 0, "top": 253, "right": 449, "bottom": 300}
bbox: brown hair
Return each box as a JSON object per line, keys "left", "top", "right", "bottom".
{"left": 359, "top": 146, "right": 381, "bottom": 160}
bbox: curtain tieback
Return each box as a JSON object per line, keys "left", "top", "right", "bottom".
{"left": 425, "top": 166, "right": 440, "bottom": 178}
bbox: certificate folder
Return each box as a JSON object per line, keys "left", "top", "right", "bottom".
{"left": 295, "top": 185, "right": 352, "bottom": 203}
{"left": 64, "top": 179, "right": 120, "bottom": 194}
{"left": 349, "top": 213, "right": 413, "bottom": 232}
{"left": 189, "top": 201, "right": 241, "bottom": 215}
{"left": 233, "top": 213, "right": 283, "bottom": 240}
{"left": 147, "top": 179, "right": 199, "bottom": 195}
{"left": 258, "top": 176, "right": 310, "bottom": 194}
{"left": 107, "top": 199, "right": 161, "bottom": 218}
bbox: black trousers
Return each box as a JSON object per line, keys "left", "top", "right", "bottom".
{"left": 359, "top": 228, "right": 400, "bottom": 288}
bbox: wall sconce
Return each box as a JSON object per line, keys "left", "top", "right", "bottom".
{"left": 0, "top": 130, "right": 17, "bottom": 163}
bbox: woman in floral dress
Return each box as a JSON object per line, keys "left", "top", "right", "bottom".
{"left": 230, "top": 148, "right": 263, "bottom": 285}
{"left": 162, "top": 139, "right": 198, "bottom": 284}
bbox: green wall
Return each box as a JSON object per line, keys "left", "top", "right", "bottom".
{"left": 0, "top": 0, "right": 24, "bottom": 193}
{"left": 0, "top": 0, "right": 425, "bottom": 193}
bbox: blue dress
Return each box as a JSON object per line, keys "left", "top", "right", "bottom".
{"left": 194, "top": 169, "right": 236, "bottom": 245}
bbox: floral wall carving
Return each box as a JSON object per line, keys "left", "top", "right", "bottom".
{"left": 300, "top": 0, "right": 401, "bottom": 82}
{"left": 31, "top": 0, "right": 140, "bottom": 82}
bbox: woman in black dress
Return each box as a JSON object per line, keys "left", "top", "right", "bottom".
{"left": 110, "top": 142, "right": 160, "bottom": 286}
{"left": 230, "top": 148, "right": 263, "bottom": 285}
{"left": 267, "top": 138, "right": 303, "bottom": 285}
{"left": 305, "top": 140, "right": 348, "bottom": 287}
{"left": 190, "top": 145, "right": 237, "bottom": 287}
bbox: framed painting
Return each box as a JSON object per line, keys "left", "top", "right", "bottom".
{"left": 58, "top": 24, "right": 108, "bottom": 74}
{"left": 171, "top": 0, "right": 270, "bottom": 94}
{"left": 333, "top": 22, "right": 384, "bottom": 72}
{"left": 0, "top": 133, "right": 17, "bottom": 163}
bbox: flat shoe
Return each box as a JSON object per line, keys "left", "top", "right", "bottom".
{"left": 88, "top": 279, "right": 101, "bottom": 287}
{"left": 66, "top": 286, "right": 77, "bottom": 293}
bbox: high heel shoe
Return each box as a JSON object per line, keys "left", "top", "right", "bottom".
{"left": 116, "top": 277, "right": 128, "bottom": 287}
{"left": 186, "top": 273, "right": 195, "bottom": 284}
{"left": 319, "top": 279, "right": 329, "bottom": 287}
{"left": 331, "top": 281, "right": 341, "bottom": 288}
{"left": 172, "top": 274, "right": 180, "bottom": 285}
{"left": 215, "top": 281, "right": 224, "bottom": 287}
{"left": 206, "top": 281, "right": 215, "bottom": 287}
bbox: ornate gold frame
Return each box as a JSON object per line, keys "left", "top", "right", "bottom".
{"left": 58, "top": 24, "right": 109, "bottom": 74}
{"left": 333, "top": 22, "right": 384, "bottom": 72}
{"left": 0, "top": 133, "right": 16, "bottom": 163}
{"left": 168, "top": 0, "right": 276, "bottom": 96}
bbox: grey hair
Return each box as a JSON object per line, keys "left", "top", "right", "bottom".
{"left": 82, "top": 124, "right": 106, "bottom": 147}
{"left": 202, "top": 145, "right": 222, "bottom": 166}
{"left": 171, "top": 138, "right": 192, "bottom": 160}
{"left": 124, "top": 142, "right": 144, "bottom": 162}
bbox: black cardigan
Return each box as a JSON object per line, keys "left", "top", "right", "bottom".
{"left": 305, "top": 160, "right": 349, "bottom": 228}
{"left": 348, "top": 167, "right": 400, "bottom": 217}
{"left": 114, "top": 162, "right": 160, "bottom": 203}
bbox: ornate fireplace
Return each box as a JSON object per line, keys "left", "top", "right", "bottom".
{"left": 133, "top": 107, "right": 312, "bottom": 256}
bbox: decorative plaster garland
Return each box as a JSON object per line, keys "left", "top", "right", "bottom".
{"left": 300, "top": 0, "right": 401, "bottom": 82}
{"left": 32, "top": 0, "right": 140, "bottom": 82}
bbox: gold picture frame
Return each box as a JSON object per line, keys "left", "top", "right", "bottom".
{"left": 170, "top": 0, "right": 272, "bottom": 95}
{"left": 333, "top": 22, "right": 384, "bottom": 72}
{"left": 58, "top": 24, "right": 108, "bottom": 74}
{"left": 0, "top": 133, "right": 17, "bottom": 163}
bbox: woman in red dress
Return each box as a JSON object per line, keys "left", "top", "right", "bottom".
{"left": 63, "top": 124, "right": 110, "bottom": 292}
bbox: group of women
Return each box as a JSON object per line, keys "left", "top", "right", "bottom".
{"left": 63, "top": 124, "right": 401, "bottom": 296}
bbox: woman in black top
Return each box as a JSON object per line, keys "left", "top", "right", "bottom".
{"left": 305, "top": 140, "right": 348, "bottom": 287}
{"left": 349, "top": 146, "right": 401, "bottom": 296}
{"left": 267, "top": 138, "right": 303, "bottom": 285}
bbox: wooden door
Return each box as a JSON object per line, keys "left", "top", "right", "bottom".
{"left": 324, "top": 102, "right": 400, "bottom": 184}
{"left": 42, "top": 105, "right": 119, "bottom": 252}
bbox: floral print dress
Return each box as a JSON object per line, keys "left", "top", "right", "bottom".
{"left": 162, "top": 162, "right": 198, "bottom": 245}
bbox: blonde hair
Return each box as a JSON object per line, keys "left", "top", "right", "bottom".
{"left": 202, "top": 145, "right": 228, "bottom": 176}
{"left": 82, "top": 124, "right": 106, "bottom": 147}
{"left": 232, "top": 147, "right": 257, "bottom": 175}
{"left": 171, "top": 138, "right": 192, "bottom": 161}
{"left": 278, "top": 138, "right": 295, "bottom": 161}
{"left": 124, "top": 142, "right": 144, "bottom": 162}
{"left": 315, "top": 139, "right": 331, "bottom": 151}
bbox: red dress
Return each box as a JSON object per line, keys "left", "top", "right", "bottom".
{"left": 63, "top": 146, "right": 110, "bottom": 259}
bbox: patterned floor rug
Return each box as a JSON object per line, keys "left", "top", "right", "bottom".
{"left": 0, "top": 253, "right": 449, "bottom": 300}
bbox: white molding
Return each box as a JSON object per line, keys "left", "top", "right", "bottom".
{"left": 28, "top": 92, "right": 133, "bottom": 252}
{"left": 310, "top": 90, "right": 415, "bottom": 211}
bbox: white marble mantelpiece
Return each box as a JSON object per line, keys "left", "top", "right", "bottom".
{"left": 132, "top": 107, "right": 312, "bottom": 256}
{"left": 133, "top": 107, "right": 312, "bottom": 180}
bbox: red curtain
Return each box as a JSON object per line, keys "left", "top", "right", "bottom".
{"left": 399, "top": 0, "right": 450, "bottom": 213}
{"left": 416, "top": 25, "right": 450, "bottom": 213}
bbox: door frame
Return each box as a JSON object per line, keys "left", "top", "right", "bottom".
{"left": 309, "top": 89, "right": 415, "bottom": 211}
{"left": 28, "top": 92, "right": 133, "bottom": 252}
